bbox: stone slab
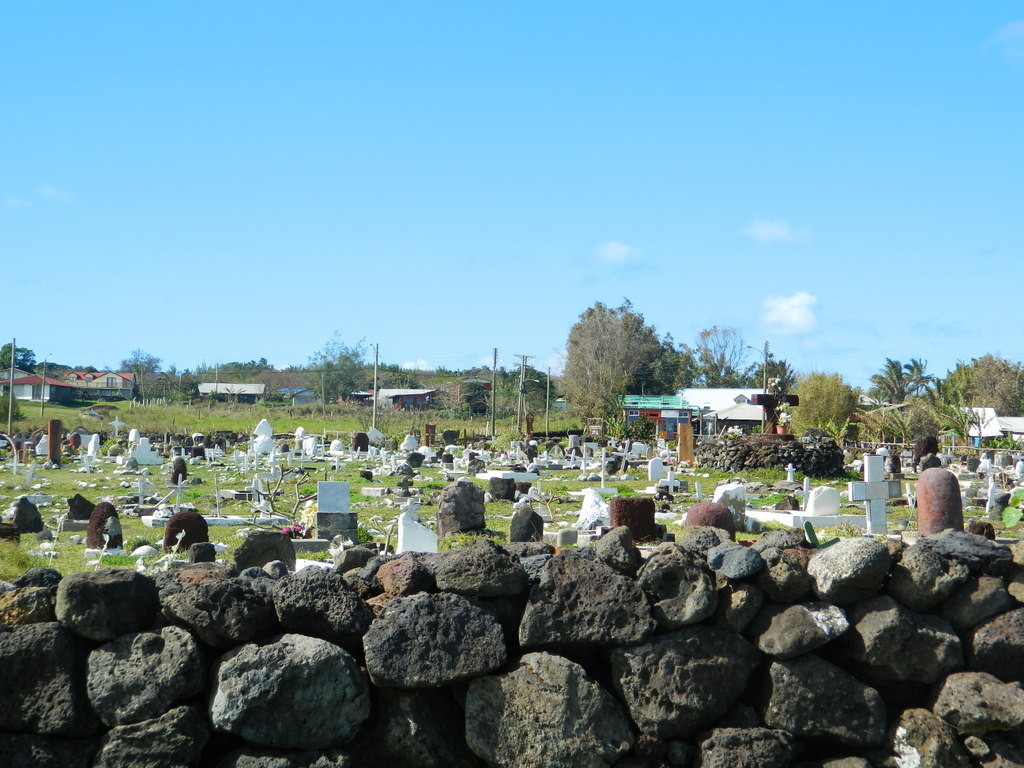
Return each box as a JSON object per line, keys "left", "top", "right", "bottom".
{"left": 476, "top": 471, "right": 539, "bottom": 482}
{"left": 292, "top": 538, "right": 331, "bottom": 554}
{"left": 746, "top": 510, "right": 870, "bottom": 530}
{"left": 361, "top": 487, "right": 389, "bottom": 497}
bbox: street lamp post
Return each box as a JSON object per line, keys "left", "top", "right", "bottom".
{"left": 746, "top": 342, "right": 770, "bottom": 431}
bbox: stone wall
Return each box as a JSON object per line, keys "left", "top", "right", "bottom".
{"left": 696, "top": 434, "right": 845, "bottom": 477}
{"left": 1, "top": 529, "right": 1023, "bottom": 767}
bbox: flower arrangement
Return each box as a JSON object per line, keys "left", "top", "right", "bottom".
{"left": 281, "top": 522, "right": 313, "bottom": 539}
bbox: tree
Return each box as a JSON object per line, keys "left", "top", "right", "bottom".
{"left": 562, "top": 300, "right": 667, "bottom": 420}
{"left": 750, "top": 353, "right": 797, "bottom": 395}
{"left": 924, "top": 378, "right": 979, "bottom": 444}
{"left": 791, "top": 372, "right": 860, "bottom": 437}
{"left": 0, "top": 344, "right": 36, "bottom": 372}
{"left": 868, "top": 358, "right": 933, "bottom": 405}
{"left": 307, "top": 334, "right": 368, "bottom": 404}
{"left": 958, "top": 355, "right": 1023, "bottom": 416}
{"left": 121, "top": 349, "right": 161, "bottom": 400}
{"left": 693, "top": 327, "right": 757, "bottom": 387}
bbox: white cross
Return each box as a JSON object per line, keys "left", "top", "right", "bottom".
{"left": 110, "top": 417, "right": 125, "bottom": 438}
{"left": 786, "top": 463, "right": 796, "bottom": 483}
{"left": 848, "top": 454, "right": 902, "bottom": 535}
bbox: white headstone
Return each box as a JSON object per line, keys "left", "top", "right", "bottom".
{"left": 366, "top": 428, "right": 385, "bottom": 445}
{"left": 254, "top": 419, "right": 274, "bottom": 438}
{"left": 128, "top": 428, "right": 140, "bottom": 445}
{"left": 396, "top": 510, "right": 438, "bottom": 554}
{"left": 647, "top": 457, "right": 665, "bottom": 482}
{"left": 253, "top": 434, "right": 275, "bottom": 455}
{"left": 302, "top": 435, "right": 319, "bottom": 457}
{"left": 785, "top": 463, "right": 796, "bottom": 483}
{"left": 35, "top": 435, "right": 49, "bottom": 457}
{"left": 87, "top": 434, "right": 100, "bottom": 457}
{"left": 295, "top": 426, "right": 306, "bottom": 441}
{"left": 329, "top": 439, "right": 344, "bottom": 453}
{"left": 400, "top": 434, "right": 419, "bottom": 452}
{"left": 804, "top": 486, "right": 841, "bottom": 516}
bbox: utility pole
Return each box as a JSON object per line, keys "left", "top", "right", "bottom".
{"left": 39, "top": 358, "right": 47, "bottom": 418}
{"left": 371, "top": 344, "right": 379, "bottom": 432}
{"left": 514, "top": 354, "right": 533, "bottom": 435}
{"left": 545, "top": 367, "right": 551, "bottom": 436}
{"left": 489, "top": 348, "right": 497, "bottom": 439}
{"left": 760, "top": 342, "right": 769, "bottom": 432}
{"left": 6, "top": 337, "right": 15, "bottom": 439}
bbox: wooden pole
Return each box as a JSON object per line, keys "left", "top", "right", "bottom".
{"left": 7, "top": 337, "right": 15, "bottom": 439}
{"left": 489, "top": 348, "right": 497, "bottom": 439}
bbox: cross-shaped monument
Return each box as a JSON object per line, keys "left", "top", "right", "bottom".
{"left": 751, "top": 392, "right": 799, "bottom": 432}
{"left": 847, "top": 453, "right": 901, "bottom": 535}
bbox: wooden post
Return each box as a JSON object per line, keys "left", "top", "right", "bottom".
{"left": 677, "top": 422, "right": 694, "bottom": 464}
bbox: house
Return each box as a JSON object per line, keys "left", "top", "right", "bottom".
{"left": 997, "top": 416, "right": 1024, "bottom": 442}
{"left": 677, "top": 388, "right": 763, "bottom": 435}
{"left": 0, "top": 374, "right": 77, "bottom": 403}
{"left": 197, "top": 383, "right": 267, "bottom": 404}
{"left": 280, "top": 388, "right": 318, "bottom": 406}
{"left": 62, "top": 371, "right": 136, "bottom": 400}
{"left": 375, "top": 389, "right": 437, "bottom": 410}
{"left": 621, "top": 395, "right": 700, "bottom": 440}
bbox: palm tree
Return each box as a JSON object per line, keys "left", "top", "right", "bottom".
{"left": 903, "top": 358, "right": 935, "bottom": 397}
{"left": 869, "top": 358, "right": 934, "bottom": 404}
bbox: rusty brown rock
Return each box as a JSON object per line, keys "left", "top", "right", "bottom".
{"left": 685, "top": 502, "right": 736, "bottom": 537}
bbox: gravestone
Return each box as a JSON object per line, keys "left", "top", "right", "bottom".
{"left": 396, "top": 510, "right": 438, "bottom": 554}
{"left": 916, "top": 468, "right": 964, "bottom": 537}
{"left": 436, "top": 482, "right": 486, "bottom": 537}
{"left": 400, "top": 433, "right": 419, "bottom": 452}
{"left": 423, "top": 424, "right": 436, "bottom": 447}
{"left": 13, "top": 497, "right": 43, "bottom": 534}
{"left": 67, "top": 493, "right": 95, "bottom": 521}
{"left": 162, "top": 510, "right": 210, "bottom": 551}
{"left": 87, "top": 502, "right": 123, "bottom": 550}
{"left": 609, "top": 497, "right": 660, "bottom": 543}
{"left": 234, "top": 530, "right": 296, "bottom": 571}
{"left": 317, "top": 481, "right": 357, "bottom": 542}
{"left": 510, "top": 506, "right": 544, "bottom": 542}
{"left": 488, "top": 477, "right": 517, "bottom": 501}
{"left": 647, "top": 458, "right": 665, "bottom": 482}
{"left": 685, "top": 501, "right": 735, "bottom": 536}
{"left": 131, "top": 437, "right": 163, "bottom": 466}
{"left": 442, "top": 429, "right": 459, "bottom": 446}
{"left": 34, "top": 435, "right": 49, "bottom": 458}
{"left": 804, "top": 487, "right": 841, "bottom": 516}
{"left": 406, "top": 452, "right": 425, "bottom": 468}
{"left": 171, "top": 457, "right": 188, "bottom": 486}
{"left": 47, "top": 419, "right": 62, "bottom": 463}
{"left": 0, "top": 522, "right": 19, "bottom": 542}
{"left": 847, "top": 454, "right": 901, "bottom": 535}
{"left": 352, "top": 432, "right": 370, "bottom": 453}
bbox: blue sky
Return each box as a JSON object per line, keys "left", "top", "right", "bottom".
{"left": 3, "top": 2, "right": 1023, "bottom": 388}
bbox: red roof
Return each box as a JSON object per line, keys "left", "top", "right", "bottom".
{"left": 1, "top": 374, "right": 75, "bottom": 387}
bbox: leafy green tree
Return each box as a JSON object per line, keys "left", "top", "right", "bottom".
{"left": 562, "top": 300, "right": 667, "bottom": 420}
{"left": 307, "top": 334, "right": 368, "bottom": 404}
{"left": 954, "top": 355, "right": 1024, "bottom": 416}
{"left": 924, "top": 378, "right": 979, "bottom": 444}
{"left": 0, "top": 344, "right": 36, "bottom": 372}
{"left": 791, "top": 372, "right": 860, "bottom": 437}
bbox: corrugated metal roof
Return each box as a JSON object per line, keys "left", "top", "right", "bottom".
{"left": 677, "top": 388, "right": 758, "bottom": 412}
{"left": 198, "top": 383, "right": 266, "bottom": 395}
{"left": 621, "top": 395, "right": 696, "bottom": 410}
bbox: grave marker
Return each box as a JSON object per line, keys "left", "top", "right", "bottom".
{"left": 848, "top": 454, "right": 901, "bottom": 535}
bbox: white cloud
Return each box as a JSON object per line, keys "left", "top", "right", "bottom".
{"left": 37, "top": 184, "right": 72, "bottom": 202}
{"left": 987, "top": 20, "right": 1024, "bottom": 61}
{"left": 595, "top": 240, "right": 641, "bottom": 264}
{"left": 762, "top": 291, "right": 818, "bottom": 334}
{"left": 402, "top": 359, "right": 429, "bottom": 370}
{"left": 743, "top": 219, "right": 813, "bottom": 245}
{"left": 1, "top": 196, "right": 29, "bottom": 208}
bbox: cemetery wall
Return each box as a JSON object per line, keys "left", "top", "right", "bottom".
{"left": 696, "top": 434, "right": 846, "bottom": 477}
{"left": 1, "top": 530, "right": 1024, "bottom": 767}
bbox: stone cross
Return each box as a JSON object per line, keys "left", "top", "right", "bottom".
{"left": 785, "top": 463, "right": 796, "bottom": 483}
{"left": 848, "top": 453, "right": 902, "bottom": 535}
{"left": 751, "top": 393, "right": 800, "bottom": 432}
{"left": 110, "top": 417, "right": 125, "bottom": 438}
